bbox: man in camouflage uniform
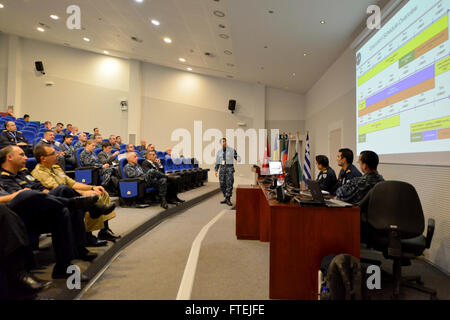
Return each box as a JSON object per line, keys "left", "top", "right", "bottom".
{"left": 31, "top": 145, "right": 119, "bottom": 244}
{"left": 123, "top": 152, "right": 171, "bottom": 209}
{"left": 215, "top": 138, "right": 241, "bottom": 206}
{"left": 79, "top": 140, "right": 120, "bottom": 194}
{"left": 59, "top": 134, "right": 77, "bottom": 168}
{"left": 335, "top": 150, "right": 384, "bottom": 205}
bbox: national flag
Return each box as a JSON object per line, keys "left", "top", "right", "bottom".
{"left": 272, "top": 135, "right": 279, "bottom": 161}
{"left": 261, "top": 131, "right": 270, "bottom": 175}
{"left": 303, "top": 132, "right": 311, "bottom": 182}
{"left": 282, "top": 139, "right": 289, "bottom": 165}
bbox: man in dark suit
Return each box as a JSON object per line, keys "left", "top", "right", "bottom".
{"left": 0, "top": 121, "right": 32, "bottom": 156}
{"left": 142, "top": 150, "right": 184, "bottom": 203}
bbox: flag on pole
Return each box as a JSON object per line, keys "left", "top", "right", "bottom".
{"left": 303, "top": 132, "right": 311, "bottom": 182}
{"left": 272, "top": 136, "right": 279, "bottom": 161}
{"left": 261, "top": 131, "right": 270, "bottom": 175}
{"left": 294, "top": 132, "right": 303, "bottom": 184}
{"left": 282, "top": 139, "right": 289, "bottom": 166}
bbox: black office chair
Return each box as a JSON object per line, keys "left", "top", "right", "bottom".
{"left": 359, "top": 181, "right": 437, "bottom": 299}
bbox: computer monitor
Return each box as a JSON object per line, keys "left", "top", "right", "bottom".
{"left": 285, "top": 158, "right": 300, "bottom": 188}
{"left": 269, "top": 161, "right": 283, "bottom": 175}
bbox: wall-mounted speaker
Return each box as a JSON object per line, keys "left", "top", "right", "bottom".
{"left": 35, "top": 61, "right": 45, "bottom": 75}
{"left": 228, "top": 99, "right": 236, "bottom": 113}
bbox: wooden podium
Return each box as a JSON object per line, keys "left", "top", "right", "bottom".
{"left": 236, "top": 181, "right": 360, "bottom": 300}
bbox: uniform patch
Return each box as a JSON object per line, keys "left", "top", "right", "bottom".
{"left": 346, "top": 170, "right": 351, "bottom": 173}
{"left": 25, "top": 175, "right": 35, "bottom": 181}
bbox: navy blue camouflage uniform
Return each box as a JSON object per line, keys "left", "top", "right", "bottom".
{"left": 316, "top": 166, "right": 337, "bottom": 193}
{"left": 123, "top": 163, "right": 167, "bottom": 198}
{"left": 215, "top": 147, "right": 240, "bottom": 199}
{"left": 79, "top": 149, "right": 120, "bottom": 190}
{"left": 335, "top": 172, "right": 384, "bottom": 205}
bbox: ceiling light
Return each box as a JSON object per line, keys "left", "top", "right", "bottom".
{"left": 268, "top": 10, "right": 274, "bottom": 14}
{"left": 320, "top": 20, "right": 326, "bottom": 24}
{"left": 104, "top": 50, "right": 109, "bottom": 55}
{"left": 0, "top": 4, "right": 4, "bottom": 9}
{"left": 50, "top": 15, "right": 59, "bottom": 20}
{"left": 151, "top": 19, "right": 160, "bottom": 26}
{"left": 134, "top": 0, "right": 144, "bottom": 3}
{"left": 218, "top": 24, "right": 226, "bottom": 29}
{"left": 303, "top": 52, "right": 308, "bottom": 56}
{"left": 83, "top": 37, "right": 91, "bottom": 42}
{"left": 292, "top": 73, "right": 296, "bottom": 76}
{"left": 37, "top": 27, "right": 45, "bottom": 32}
{"left": 187, "top": 67, "right": 193, "bottom": 71}
{"left": 224, "top": 50, "right": 232, "bottom": 55}
{"left": 213, "top": 10, "right": 225, "bottom": 17}
{"left": 179, "top": 58, "right": 186, "bottom": 62}
{"left": 219, "top": 34, "right": 229, "bottom": 39}
{"left": 226, "top": 63, "right": 234, "bottom": 67}
{"left": 163, "top": 37, "right": 172, "bottom": 44}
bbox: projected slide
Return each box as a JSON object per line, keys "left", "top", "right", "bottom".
{"left": 356, "top": 0, "right": 450, "bottom": 155}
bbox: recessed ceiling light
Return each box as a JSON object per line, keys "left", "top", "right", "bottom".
{"left": 50, "top": 15, "right": 59, "bottom": 20}
{"left": 320, "top": 20, "right": 326, "bottom": 24}
{"left": 179, "top": 58, "right": 186, "bottom": 62}
{"left": 303, "top": 52, "right": 308, "bottom": 56}
{"left": 0, "top": 4, "right": 4, "bottom": 9}
{"left": 135, "top": 0, "right": 144, "bottom": 3}
{"left": 213, "top": 10, "right": 225, "bottom": 17}
{"left": 103, "top": 50, "right": 109, "bottom": 55}
{"left": 224, "top": 50, "right": 232, "bottom": 55}
{"left": 83, "top": 37, "right": 91, "bottom": 42}
{"left": 187, "top": 67, "right": 193, "bottom": 71}
{"left": 163, "top": 37, "right": 172, "bottom": 44}
{"left": 292, "top": 73, "right": 296, "bottom": 76}
{"left": 37, "top": 27, "right": 45, "bottom": 32}
{"left": 151, "top": 19, "right": 160, "bottom": 26}
{"left": 219, "top": 34, "right": 229, "bottom": 39}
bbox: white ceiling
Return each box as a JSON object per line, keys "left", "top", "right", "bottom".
{"left": 0, "top": 0, "right": 382, "bottom": 94}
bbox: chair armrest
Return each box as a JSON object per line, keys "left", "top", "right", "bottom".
{"left": 75, "top": 166, "right": 97, "bottom": 171}
{"left": 425, "top": 218, "right": 435, "bottom": 249}
{"left": 119, "top": 178, "right": 144, "bottom": 183}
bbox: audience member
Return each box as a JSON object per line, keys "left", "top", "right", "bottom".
{"left": 0, "top": 121, "right": 32, "bottom": 156}
{"left": 43, "top": 121, "right": 52, "bottom": 130}
{"left": 6, "top": 107, "right": 15, "bottom": 117}
{"left": 53, "top": 123, "right": 64, "bottom": 134}
{"left": 32, "top": 145, "right": 119, "bottom": 244}
{"left": 124, "top": 152, "right": 170, "bottom": 209}
{"left": 59, "top": 135, "right": 77, "bottom": 168}
{"left": 36, "top": 130, "right": 66, "bottom": 169}
{"left": 116, "top": 136, "right": 123, "bottom": 145}
{"left": 66, "top": 124, "right": 73, "bottom": 133}
{"left": 109, "top": 135, "right": 120, "bottom": 149}
{"left": 73, "top": 133, "right": 87, "bottom": 150}
{"left": 71, "top": 127, "right": 79, "bottom": 136}
{"left": 23, "top": 114, "right": 30, "bottom": 124}
{"left": 79, "top": 140, "right": 120, "bottom": 195}
{"left": 126, "top": 144, "right": 135, "bottom": 153}
{"left": 93, "top": 134, "right": 103, "bottom": 149}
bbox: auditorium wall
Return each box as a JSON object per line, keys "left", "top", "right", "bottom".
{"left": 305, "top": 46, "right": 450, "bottom": 273}
{"left": 0, "top": 34, "right": 8, "bottom": 109}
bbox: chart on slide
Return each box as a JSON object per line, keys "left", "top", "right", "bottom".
{"left": 356, "top": 0, "right": 450, "bottom": 155}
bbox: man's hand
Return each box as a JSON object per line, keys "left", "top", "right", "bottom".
{"left": 113, "top": 151, "right": 120, "bottom": 157}
{"left": 102, "top": 164, "right": 110, "bottom": 168}
{"left": 17, "top": 142, "right": 27, "bottom": 146}
{"left": 11, "top": 188, "right": 30, "bottom": 197}
{"left": 42, "top": 189, "right": 50, "bottom": 193}
{"left": 93, "top": 186, "right": 106, "bottom": 194}
{"left": 215, "top": 171, "right": 218, "bottom": 177}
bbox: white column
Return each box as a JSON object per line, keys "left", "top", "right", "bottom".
{"left": 6, "top": 35, "right": 22, "bottom": 116}
{"left": 127, "top": 60, "right": 142, "bottom": 144}
{"left": 252, "top": 84, "right": 266, "bottom": 163}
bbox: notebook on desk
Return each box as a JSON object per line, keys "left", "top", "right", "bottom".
{"left": 296, "top": 180, "right": 352, "bottom": 208}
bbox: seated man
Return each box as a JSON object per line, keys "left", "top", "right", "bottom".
{"left": 335, "top": 150, "right": 384, "bottom": 205}
{"left": 66, "top": 124, "right": 73, "bottom": 134}
{"left": 109, "top": 135, "right": 121, "bottom": 150}
{"left": 138, "top": 140, "right": 147, "bottom": 153}
{"left": 70, "top": 127, "right": 79, "bottom": 136}
{"left": 6, "top": 107, "right": 15, "bottom": 118}
{"left": 0, "top": 202, "right": 52, "bottom": 297}
{"left": 315, "top": 155, "right": 337, "bottom": 193}
{"left": 331, "top": 148, "right": 362, "bottom": 195}
{"left": 32, "top": 145, "right": 119, "bottom": 244}
{"left": 165, "top": 148, "right": 172, "bottom": 157}
{"left": 53, "top": 123, "right": 64, "bottom": 135}
{"left": 93, "top": 134, "right": 103, "bottom": 149}
{"left": 0, "top": 146, "right": 114, "bottom": 279}
{"left": 0, "top": 121, "right": 32, "bottom": 156}
{"left": 23, "top": 114, "right": 30, "bottom": 124}
{"left": 73, "top": 132, "right": 87, "bottom": 151}
{"left": 124, "top": 152, "right": 172, "bottom": 209}
{"left": 116, "top": 136, "right": 123, "bottom": 145}
{"left": 79, "top": 140, "right": 121, "bottom": 195}
{"left": 59, "top": 135, "right": 77, "bottom": 168}
{"left": 43, "top": 121, "right": 52, "bottom": 130}
{"left": 36, "top": 130, "right": 66, "bottom": 169}
{"left": 98, "top": 142, "right": 120, "bottom": 167}
{"left": 142, "top": 150, "right": 184, "bottom": 203}
{"left": 126, "top": 144, "right": 135, "bottom": 153}
{"left": 93, "top": 128, "right": 100, "bottom": 136}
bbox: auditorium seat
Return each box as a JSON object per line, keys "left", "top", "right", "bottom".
{"left": 118, "top": 158, "right": 156, "bottom": 206}
{"left": 54, "top": 134, "right": 63, "bottom": 143}
{"left": 21, "top": 130, "right": 36, "bottom": 143}
{"left": 94, "top": 148, "right": 102, "bottom": 156}
{"left": 25, "top": 158, "right": 37, "bottom": 172}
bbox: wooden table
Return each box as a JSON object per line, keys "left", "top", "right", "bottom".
{"left": 236, "top": 181, "right": 360, "bottom": 300}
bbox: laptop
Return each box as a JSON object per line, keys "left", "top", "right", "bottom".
{"left": 296, "top": 180, "right": 352, "bottom": 208}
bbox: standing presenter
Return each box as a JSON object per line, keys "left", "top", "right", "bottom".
{"left": 215, "top": 138, "right": 241, "bottom": 206}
